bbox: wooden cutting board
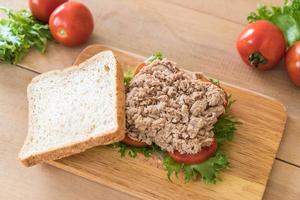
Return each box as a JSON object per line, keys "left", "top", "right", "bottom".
{"left": 48, "top": 45, "right": 287, "bottom": 200}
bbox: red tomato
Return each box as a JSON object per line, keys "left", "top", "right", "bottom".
{"left": 285, "top": 41, "right": 300, "bottom": 86}
{"left": 49, "top": 1, "right": 94, "bottom": 46}
{"left": 236, "top": 20, "right": 286, "bottom": 70}
{"left": 168, "top": 138, "right": 217, "bottom": 164}
{"left": 122, "top": 134, "right": 148, "bottom": 147}
{"left": 134, "top": 63, "right": 146, "bottom": 75}
{"left": 28, "top": 0, "right": 68, "bottom": 23}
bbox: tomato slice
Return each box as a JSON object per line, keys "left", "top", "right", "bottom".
{"left": 168, "top": 138, "right": 217, "bottom": 164}
{"left": 134, "top": 63, "right": 146, "bottom": 75}
{"left": 122, "top": 134, "right": 148, "bottom": 147}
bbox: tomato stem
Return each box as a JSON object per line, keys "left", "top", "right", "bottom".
{"left": 58, "top": 28, "right": 67, "bottom": 38}
{"left": 248, "top": 52, "right": 267, "bottom": 67}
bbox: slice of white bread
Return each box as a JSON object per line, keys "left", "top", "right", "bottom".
{"left": 19, "top": 50, "right": 125, "bottom": 167}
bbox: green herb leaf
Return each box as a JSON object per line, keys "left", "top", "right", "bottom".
{"left": 183, "top": 164, "right": 195, "bottom": 183}
{"left": 163, "top": 151, "right": 229, "bottom": 184}
{"left": 213, "top": 96, "right": 241, "bottom": 143}
{"left": 209, "top": 78, "right": 220, "bottom": 86}
{"left": 189, "top": 152, "right": 229, "bottom": 184}
{"left": 247, "top": 0, "right": 300, "bottom": 46}
{"left": 163, "top": 156, "right": 183, "bottom": 181}
{"left": 108, "top": 142, "right": 163, "bottom": 158}
{"left": 124, "top": 68, "right": 135, "bottom": 86}
{"left": 0, "top": 7, "right": 51, "bottom": 64}
{"left": 146, "top": 52, "right": 165, "bottom": 63}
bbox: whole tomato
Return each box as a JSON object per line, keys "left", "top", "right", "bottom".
{"left": 49, "top": 1, "right": 94, "bottom": 47}
{"left": 236, "top": 20, "right": 286, "bottom": 70}
{"left": 28, "top": 0, "right": 68, "bottom": 23}
{"left": 285, "top": 41, "right": 300, "bottom": 86}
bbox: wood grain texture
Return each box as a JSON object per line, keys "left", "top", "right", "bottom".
{"left": 164, "top": 0, "right": 282, "bottom": 25}
{"left": 16, "top": 0, "right": 300, "bottom": 166}
{"left": 264, "top": 160, "right": 300, "bottom": 200}
{"left": 49, "top": 45, "right": 287, "bottom": 200}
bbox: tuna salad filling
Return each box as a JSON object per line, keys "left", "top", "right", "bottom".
{"left": 125, "top": 59, "right": 227, "bottom": 154}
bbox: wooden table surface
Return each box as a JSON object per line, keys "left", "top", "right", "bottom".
{"left": 1, "top": 0, "right": 299, "bottom": 200}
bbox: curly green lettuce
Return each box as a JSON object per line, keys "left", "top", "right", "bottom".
{"left": 0, "top": 7, "right": 52, "bottom": 64}
{"left": 163, "top": 151, "right": 229, "bottom": 184}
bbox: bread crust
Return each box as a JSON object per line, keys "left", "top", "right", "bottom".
{"left": 19, "top": 51, "right": 125, "bottom": 167}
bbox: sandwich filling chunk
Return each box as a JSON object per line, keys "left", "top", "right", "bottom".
{"left": 126, "top": 59, "right": 227, "bottom": 154}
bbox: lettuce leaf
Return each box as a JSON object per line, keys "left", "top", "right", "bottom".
{"left": 164, "top": 151, "right": 229, "bottom": 184}
{"left": 124, "top": 68, "right": 135, "bottom": 86}
{"left": 213, "top": 95, "right": 241, "bottom": 143}
{"left": 107, "top": 142, "right": 162, "bottom": 158}
{"left": 0, "top": 7, "right": 51, "bottom": 64}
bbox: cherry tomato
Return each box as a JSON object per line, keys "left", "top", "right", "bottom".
{"left": 168, "top": 138, "right": 217, "bottom": 164}
{"left": 285, "top": 41, "right": 300, "bottom": 87}
{"left": 236, "top": 20, "right": 286, "bottom": 70}
{"left": 122, "top": 134, "right": 148, "bottom": 147}
{"left": 134, "top": 63, "right": 146, "bottom": 75}
{"left": 28, "top": 0, "right": 68, "bottom": 23}
{"left": 49, "top": 1, "right": 94, "bottom": 46}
